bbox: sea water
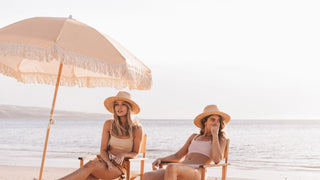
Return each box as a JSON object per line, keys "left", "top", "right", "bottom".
{"left": 0, "top": 118, "right": 320, "bottom": 178}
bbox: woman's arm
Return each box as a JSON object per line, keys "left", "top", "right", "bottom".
{"left": 99, "top": 120, "right": 113, "bottom": 166}
{"left": 210, "top": 125, "right": 226, "bottom": 164}
{"left": 152, "top": 133, "right": 197, "bottom": 168}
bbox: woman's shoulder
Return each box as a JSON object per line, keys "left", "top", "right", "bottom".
{"left": 131, "top": 119, "right": 142, "bottom": 130}
{"left": 220, "top": 135, "right": 228, "bottom": 143}
{"left": 133, "top": 123, "right": 143, "bottom": 135}
{"left": 187, "top": 133, "right": 199, "bottom": 140}
{"left": 135, "top": 123, "right": 142, "bottom": 129}
{"left": 103, "top": 119, "right": 114, "bottom": 128}
{"left": 191, "top": 133, "right": 199, "bottom": 137}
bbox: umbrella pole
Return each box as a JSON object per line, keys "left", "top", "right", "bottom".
{"left": 38, "top": 62, "right": 64, "bottom": 180}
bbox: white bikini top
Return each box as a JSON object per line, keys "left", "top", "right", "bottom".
{"left": 188, "top": 134, "right": 212, "bottom": 158}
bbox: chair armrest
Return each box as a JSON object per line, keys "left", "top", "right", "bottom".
{"left": 159, "top": 161, "right": 176, "bottom": 165}
{"left": 78, "top": 155, "right": 97, "bottom": 160}
{"left": 128, "top": 157, "right": 148, "bottom": 162}
{"left": 159, "top": 161, "right": 180, "bottom": 168}
{"left": 78, "top": 155, "right": 97, "bottom": 167}
{"left": 159, "top": 162, "right": 231, "bottom": 169}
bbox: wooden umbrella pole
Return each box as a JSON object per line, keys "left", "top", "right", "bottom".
{"left": 38, "top": 62, "right": 64, "bottom": 180}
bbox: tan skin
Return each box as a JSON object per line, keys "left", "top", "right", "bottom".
{"left": 59, "top": 100, "right": 143, "bottom": 180}
{"left": 143, "top": 115, "right": 227, "bottom": 180}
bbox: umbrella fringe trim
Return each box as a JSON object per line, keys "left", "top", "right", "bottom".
{"left": 0, "top": 63, "right": 152, "bottom": 89}
{"left": 0, "top": 42, "right": 152, "bottom": 89}
{"left": 1, "top": 63, "right": 151, "bottom": 89}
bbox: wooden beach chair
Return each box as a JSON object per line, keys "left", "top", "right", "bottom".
{"left": 159, "top": 139, "right": 230, "bottom": 180}
{"left": 78, "top": 134, "right": 147, "bottom": 180}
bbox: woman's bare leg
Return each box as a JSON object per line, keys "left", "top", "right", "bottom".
{"left": 59, "top": 160, "right": 122, "bottom": 180}
{"left": 59, "top": 161, "right": 97, "bottom": 180}
{"left": 143, "top": 169, "right": 165, "bottom": 180}
{"left": 164, "top": 164, "right": 201, "bottom": 180}
{"left": 85, "top": 174, "right": 99, "bottom": 180}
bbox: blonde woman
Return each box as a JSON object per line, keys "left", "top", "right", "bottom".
{"left": 59, "top": 91, "right": 143, "bottom": 180}
{"left": 143, "top": 105, "right": 230, "bottom": 180}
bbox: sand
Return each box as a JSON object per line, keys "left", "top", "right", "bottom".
{"left": 0, "top": 165, "right": 76, "bottom": 180}
{"left": 0, "top": 165, "right": 319, "bottom": 180}
{"left": 0, "top": 165, "right": 253, "bottom": 180}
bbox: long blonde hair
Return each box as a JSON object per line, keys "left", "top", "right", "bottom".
{"left": 111, "top": 101, "right": 137, "bottom": 137}
{"left": 200, "top": 115, "right": 226, "bottom": 140}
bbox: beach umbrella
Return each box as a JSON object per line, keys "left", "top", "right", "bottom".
{"left": 0, "top": 16, "right": 152, "bottom": 180}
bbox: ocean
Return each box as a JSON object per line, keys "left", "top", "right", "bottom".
{"left": 0, "top": 118, "right": 320, "bottom": 179}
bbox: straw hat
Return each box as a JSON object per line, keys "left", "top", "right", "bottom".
{"left": 194, "top": 105, "right": 230, "bottom": 128}
{"left": 104, "top": 91, "right": 140, "bottom": 114}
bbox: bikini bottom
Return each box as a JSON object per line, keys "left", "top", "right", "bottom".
{"left": 96, "top": 154, "right": 126, "bottom": 179}
{"left": 182, "top": 163, "right": 201, "bottom": 168}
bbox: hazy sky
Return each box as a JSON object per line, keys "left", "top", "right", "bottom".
{"left": 0, "top": 0, "right": 319, "bottom": 119}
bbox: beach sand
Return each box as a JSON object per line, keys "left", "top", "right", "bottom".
{"left": 0, "top": 165, "right": 76, "bottom": 180}
{"left": 0, "top": 165, "right": 249, "bottom": 180}
{"left": 1, "top": 165, "right": 319, "bottom": 180}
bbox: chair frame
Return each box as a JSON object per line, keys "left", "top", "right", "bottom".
{"left": 159, "top": 139, "right": 230, "bottom": 180}
{"left": 78, "top": 134, "right": 147, "bottom": 180}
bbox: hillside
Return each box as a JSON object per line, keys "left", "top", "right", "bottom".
{"left": 0, "top": 104, "right": 110, "bottom": 120}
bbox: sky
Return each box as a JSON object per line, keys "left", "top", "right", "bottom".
{"left": 0, "top": 0, "right": 320, "bottom": 120}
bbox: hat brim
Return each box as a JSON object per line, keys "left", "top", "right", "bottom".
{"left": 194, "top": 111, "right": 230, "bottom": 128}
{"left": 104, "top": 97, "right": 140, "bottom": 114}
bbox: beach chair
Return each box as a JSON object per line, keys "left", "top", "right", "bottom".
{"left": 78, "top": 134, "right": 147, "bottom": 180}
{"left": 159, "top": 139, "right": 230, "bottom": 180}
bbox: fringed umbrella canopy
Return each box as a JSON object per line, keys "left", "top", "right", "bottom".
{"left": 0, "top": 16, "right": 152, "bottom": 180}
{"left": 0, "top": 17, "right": 152, "bottom": 89}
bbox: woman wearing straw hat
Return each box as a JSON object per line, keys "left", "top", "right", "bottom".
{"left": 59, "top": 91, "right": 143, "bottom": 180}
{"left": 143, "top": 105, "right": 230, "bottom": 180}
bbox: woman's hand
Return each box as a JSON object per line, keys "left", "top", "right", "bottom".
{"left": 152, "top": 158, "right": 161, "bottom": 170}
{"left": 111, "top": 154, "right": 125, "bottom": 165}
{"left": 210, "top": 125, "right": 219, "bottom": 135}
{"left": 97, "top": 154, "right": 116, "bottom": 170}
{"left": 115, "top": 154, "right": 125, "bottom": 165}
